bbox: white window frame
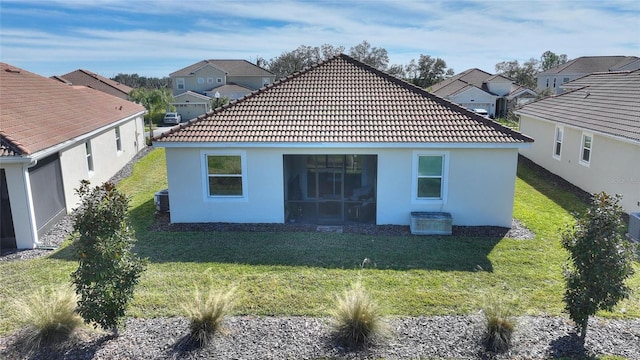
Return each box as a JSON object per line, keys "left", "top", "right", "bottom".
{"left": 197, "top": 77, "right": 204, "bottom": 84}
{"left": 201, "top": 150, "right": 248, "bottom": 201}
{"left": 85, "top": 141, "right": 94, "bottom": 174}
{"left": 176, "top": 78, "right": 185, "bottom": 90}
{"left": 579, "top": 132, "right": 593, "bottom": 166}
{"left": 207, "top": 77, "right": 214, "bottom": 84}
{"left": 411, "top": 151, "right": 449, "bottom": 204}
{"left": 553, "top": 125, "right": 563, "bottom": 160}
{"left": 216, "top": 77, "right": 223, "bottom": 84}
{"left": 115, "top": 126, "right": 122, "bottom": 154}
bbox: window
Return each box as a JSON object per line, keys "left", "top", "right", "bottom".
{"left": 197, "top": 77, "right": 204, "bottom": 84}
{"left": 205, "top": 154, "right": 245, "bottom": 197}
{"left": 176, "top": 78, "right": 185, "bottom": 90}
{"left": 553, "top": 126, "right": 563, "bottom": 159}
{"left": 413, "top": 152, "right": 448, "bottom": 202}
{"left": 580, "top": 133, "right": 593, "bottom": 165}
{"left": 115, "top": 127, "right": 122, "bottom": 152}
{"left": 85, "top": 141, "right": 94, "bottom": 173}
{"left": 563, "top": 77, "right": 570, "bottom": 83}
{"left": 546, "top": 78, "right": 549, "bottom": 88}
{"left": 207, "top": 77, "right": 214, "bottom": 84}
{"left": 216, "top": 78, "right": 223, "bottom": 83}
{"left": 553, "top": 78, "right": 556, "bottom": 88}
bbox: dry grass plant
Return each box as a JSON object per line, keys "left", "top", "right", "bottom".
{"left": 182, "top": 286, "right": 235, "bottom": 347}
{"left": 330, "top": 281, "right": 388, "bottom": 348}
{"left": 481, "top": 295, "right": 516, "bottom": 353}
{"left": 13, "top": 286, "right": 83, "bottom": 353}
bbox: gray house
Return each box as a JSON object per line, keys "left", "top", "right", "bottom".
{"left": 169, "top": 60, "right": 276, "bottom": 121}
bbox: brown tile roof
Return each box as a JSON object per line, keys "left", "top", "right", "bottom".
{"left": 170, "top": 59, "right": 274, "bottom": 77}
{"left": 538, "top": 56, "right": 640, "bottom": 75}
{"left": 155, "top": 55, "right": 532, "bottom": 145}
{"left": 56, "top": 69, "right": 133, "bottom": 99}
{"left": 516, "top": 70, "right": 640, "bottom": 142}
{"left": 1, "top": 63, "right": 146, "bottom": 156}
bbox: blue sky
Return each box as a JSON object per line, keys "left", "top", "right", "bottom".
{"left": 1, "top": 0, "right": 639, "bottom": 79}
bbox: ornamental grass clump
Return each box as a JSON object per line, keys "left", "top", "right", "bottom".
{"left": 481, "top": 295, "right": 515, "bottom": 353}
{"left": 330, "top": 281, "right": 387, "bottom": 348}
{"left": 182, "top": 286, "right": 235, "bottom": 347}
{"left": 14, "top": 287, "right": 83, "bottom": 352}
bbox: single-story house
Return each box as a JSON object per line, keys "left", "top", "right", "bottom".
{"left": 53, "top": 69, "right": 134, "bottom": 100}
{"left": 172, "top": 91, "right": 212, "bottom": 122}
{"left": 536, "top": 56, "right": 640, "bottom": 95}
{"left": 153, "top": 54, "right": 533, "bottom": 228}
{"left": 430, "top": 68, "right": 536, "bottom": 118}
{"left": 518, "top": 69, "right": 640, "bottom": 214}
{"left": 0, "top": 63, "right": 146, "bottom": 250}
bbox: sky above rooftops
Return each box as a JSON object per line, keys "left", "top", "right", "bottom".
{"left": 0, "top": 0, "right": 638, "bottom": 79}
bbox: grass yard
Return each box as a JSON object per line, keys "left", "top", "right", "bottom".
{"left": 1, "top": 148, "right": 638, "bottom": 335}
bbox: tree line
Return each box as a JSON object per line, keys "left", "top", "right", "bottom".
{"left": 113, "top": 42, "right": 567, "bottom": 92}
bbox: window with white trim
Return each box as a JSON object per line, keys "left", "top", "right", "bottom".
{"left": 216, "top": 78, "right": 223, "bottom": 83}
{"left": 197, "top": 77, "right": 204, "bottom": 84}
{"left": 207, "top": 77, "right": 214, "bottom": 84}
{"left": 553, "top": 126, "right": 563, "bottom": 159}
{"left": 85, "top": 141, "right": 94, "bottom": 173}
{"left": 205, "top": 154, "right": 245, "bottom": 197}
{"left": 580, "top": 133, "right": 593, "bottom": 165}
{"left": 115, "top": 126, "right": 122, "bottom": 153}
{"left": 413, "top": 152, "right": 448, "bottom": 202}
{"left": 176, "top": 78, "right": 185, "bottom": 90}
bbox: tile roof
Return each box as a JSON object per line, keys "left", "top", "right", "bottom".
{"left": 430, "top": 68, "right": 493, "bottom": 94}
{"left": 538, "top": 56, "right": 640, "bottom": 75}
{"left": 155, "top": 55, "right": 532, "bottom": 145}
{"left": 1, "top": 63, "right": 146, "bottom": 156}
{"left": 516, "top": 70, "right": 640, "bottom": 142}
{"left": 170, "top": 59, "right": 274, "bottom": 77}
{"left": 56, "top": 69, "right": 133, "bottom": 99}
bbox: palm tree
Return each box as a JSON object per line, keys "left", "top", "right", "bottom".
{"left": 129, "top": 88, "right": 175, "bottom": 139}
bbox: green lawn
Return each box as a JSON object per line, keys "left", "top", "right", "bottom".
{"left": 1, "top": 148, "right": 638, "bottom": 335}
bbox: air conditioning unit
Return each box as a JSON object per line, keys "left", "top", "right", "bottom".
{"left": 154, "top": 189, "right": 169, "bottom": 212}
{"left": 628, "top": 212, "right": 640, "bottom": 242}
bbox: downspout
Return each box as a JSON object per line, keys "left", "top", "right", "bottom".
{"left": 21, "top": 158, "right": 41, "bottom": 249}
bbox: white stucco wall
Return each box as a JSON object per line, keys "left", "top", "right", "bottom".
{"left": 2, "top": 163, "right": 38, "bottom": 249}
{"left": 163, "top": 145, "right": 519, "bottom": 227}
{"left": 60, "top": 115, "right": 145, "bottom": 210}
{"left": 520, "top": 115, "right": 640, "bottom": 214}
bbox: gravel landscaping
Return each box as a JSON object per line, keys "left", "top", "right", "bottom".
{"left": 2, "top": 148, "right": 638, "bottom": 359}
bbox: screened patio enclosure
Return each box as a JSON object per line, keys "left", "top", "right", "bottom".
{"left": 283, "top": 155, "right": 377, "bottom": 225}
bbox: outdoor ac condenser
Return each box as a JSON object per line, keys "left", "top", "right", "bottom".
{"left": 628, "top": 212, "right": 640, "bottom": 242}
{"left": 154, "top": 189, "right": 169, "bottom": 212}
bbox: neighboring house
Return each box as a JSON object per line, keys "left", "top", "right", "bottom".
{"left": 536, "top": 56, "right": 640, "bottom": 95}
{"left": 153, "top": 54, "right": 533, "bottom": 228}
{"left": 517, "top": 70, "right": 640, "bottom": 214}
{"left": 169, "top": 59, "right": 275, "bottom": 120}
{"left": 430, "top": 68, "right": 536, "bottom": 118}
{"left": 0, "top": 63, "right": 146, "bottom": 250}
{"left": 53, "top": 69, "right": 134, "bottom": 100}
{"left": 173, "top": 91, "right": 212, "bottom": 121}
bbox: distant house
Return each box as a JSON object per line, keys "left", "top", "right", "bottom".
{"left": 154, "top": 55, "right": 533, "bottom": 228}
{"left": 518, "top": 70, "right": 640, "bottom": 214}
{"left": 430, "top": 68, "right": 536, "bottom": 118}
{"left": 1, "top": 63, "right": 146, "bottom": 250}
{"left": 536, "top": 56, "right": 640, "bottom": 95}
{"left": 169, "top": 60, "right": 275, "bottom": 120}
{"left": 54, "top": 69, "right": 134, "bottom": 100}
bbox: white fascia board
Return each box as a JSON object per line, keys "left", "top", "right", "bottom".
{"left": 29, "top": 110, "right": 147, "bottom": 161}
{"left": 154, "top": 141, "right": 531, "bottom": 150}
{"left": 517, "top": 113, "right": 640, "bottom": 146}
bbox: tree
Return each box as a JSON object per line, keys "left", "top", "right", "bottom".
{"left": 494, "top": 58, "right": 539, "bottom": 89}
{"left": 348, "top": 40, "right": 389, "bottom": 70}
{"left": 129, "top": 87, "right": 175, "bottom": 139}
{"left": 71, "top": 181, "right": 147, "bottom": 334}
{"left": 267, "top": 44, "right": 344, "bottom": 80}
{"left": 410, "top": 54, "right": 454, "bottom": 88}
{"left": 561, "top": 192, "right": 635, "bottom": 341}
{"left": 540, "top": 50, "right": 568, "bottom": 71}
{"left": 111, "top": 73, "right": 171, "bottom": 89}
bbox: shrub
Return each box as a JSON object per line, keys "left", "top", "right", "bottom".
{"left": 14, "top": 287, "right": 83, "bottom": 352}
{"left": 481, "top": 295, "right": 515, "bottom": 353}
{"left": 330, "top": 282, "right": 387, "bottom": 347}
{"left": 561, "top": 192, "right": 635, "bottom": 340}
{"left": 183, "top": 286, "right": 235, "bottom": 347}
{"left": 70, "top": 180, "right": 147, "bottom": 333}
